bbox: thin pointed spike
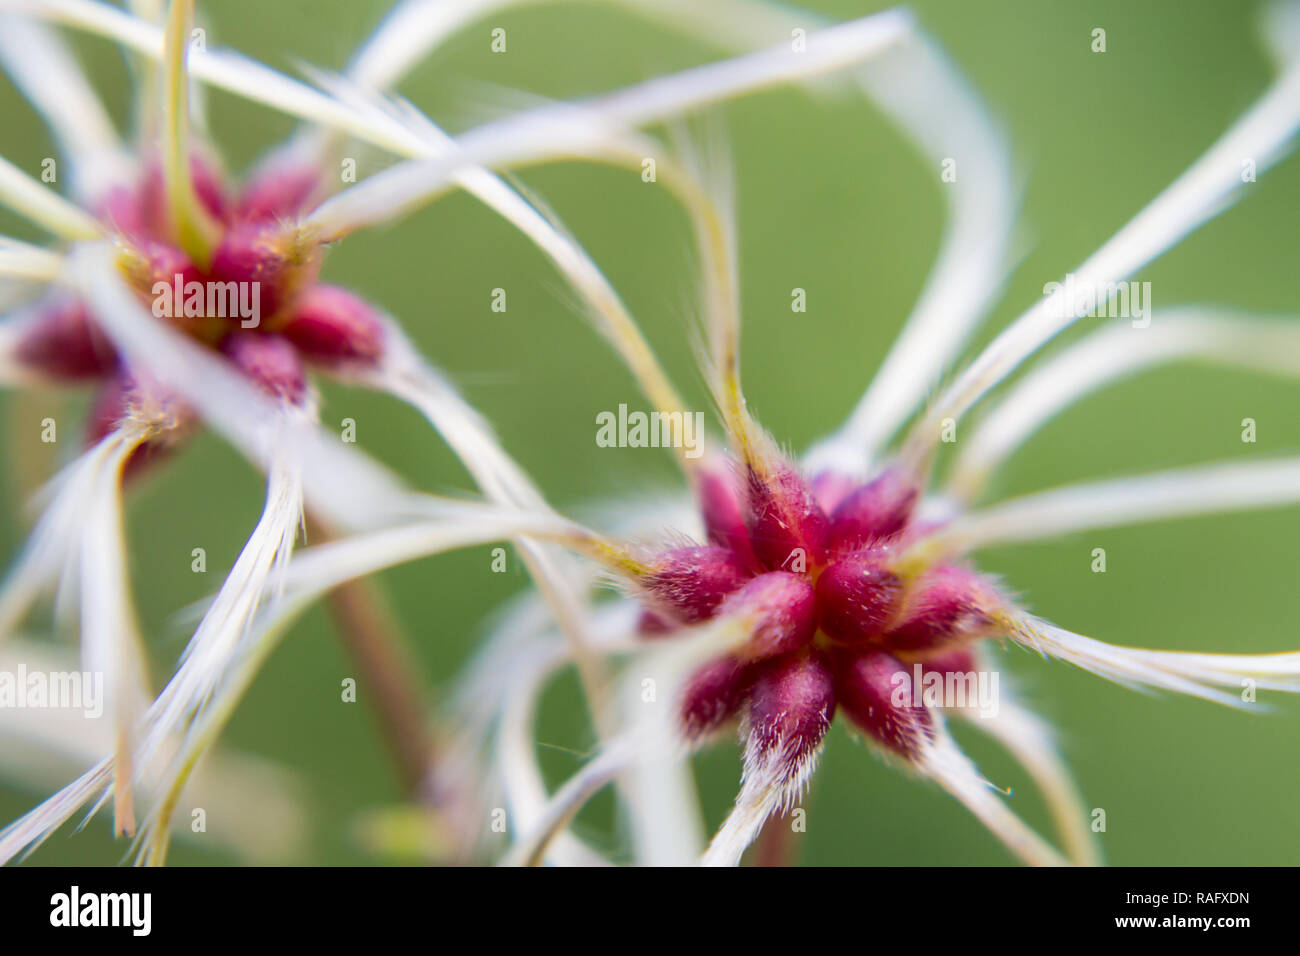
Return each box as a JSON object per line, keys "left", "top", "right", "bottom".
{"left": 899, "top": 45, "right": 1300, "bottom": 478}
{"left": 918, "top": 727, "right": 1070, "bottom": 867}
{"left": 347, "top": 0, "right": 519, "bottom": 92}
{"left": 678, "top": 145, "right": 760, "bottom": 461}
{"left": 0, "top": 14, "right": 133, "bottom": 201}
{"left": 1001, "top": 612, "right": 1300, "bottom": 707}
{"left": 929, "top": 457, "right": 1300, "bottom": 555}
{"left": 0, "top": 237, "right": 64, "bottom": 283}
{"left": 21, "top": 0, "right": 446, "bottom": 156}
{"left": 495, "top": 643, "right": 623, "bottom": 867}
{"left": 76, "top": 424, "right": 154, "bottom": 838}
{"left": 303, "top": 12, "right": 913, "bottom": 239}
{"left": 161, "top": 0, "right": 218, "bottom": 265}
{"left": 957, "top": 698, "right": 1102, "bottom": 866}
{"left": 948, "top": 312, "right": 1300, "bottom": 504}
{"left": 0, "top": 154, "right": 101, "bottom": 240}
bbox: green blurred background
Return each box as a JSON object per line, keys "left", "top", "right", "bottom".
{"left": 1, "top": 0, "right": 1298, "bottom": 865}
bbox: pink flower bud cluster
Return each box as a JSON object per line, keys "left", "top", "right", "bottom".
{"left": 13, "top": 155, "right": 389, "bottom": 467}
{"left": 640, "top": 458, "right": 1003, "bottom": 773}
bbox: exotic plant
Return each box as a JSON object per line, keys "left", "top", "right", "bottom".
{"left": 0, "top": 0, "right": 1299, "bottom": 867}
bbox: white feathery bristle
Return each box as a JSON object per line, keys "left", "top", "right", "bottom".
{"left": 1007, "top": 613, "right": 1300, "bottom": 708}
{"left": 76, "top": 425, "right": 153, "bottom": 836}
{"left": 140, "top": 444, "right": 304, "bottom": 773}
{"left": 804, "top": 27, "right": 1015, "bottom": 476}
{"left": 916, "top": 723, "right": 1069, "bottom": 866}
{"left": 0, "top": 236, "right": 65, "bottom": 283}
{"left": 936, "top": 456, "right": 1300, "bottom": 552}
{"left": 700, "top": 732, "right": 823, "bottom": 867}
{"left": 949, "top": 310, "right": 1300, "bottom": 503}
{"left": 957, "top": 691, "right": 1101, "bottom": 866}
{"left": 0, "top": 152, "right": 101, "bottom": 240}
{"left": 347, "top": 0, "right": 522, "bottom": 92}
{"left": 0, "top": 12, "right": 134, "bottom": 200}
{"left": 305, "top": 13, "right": 910, "bottom": 238}
{"left": 902, "top": 36, "right": 1300, "bottom": 469}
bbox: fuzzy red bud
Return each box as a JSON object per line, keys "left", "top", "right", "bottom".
{"left": 816, "top": 551, "right": 904, "bottom": 643}
{"left": 278, "top": 284, "right": 386, "bottom": 369}
{"left": 235, "top": 160, "right": 322, "bottom": 223}
{"left": 828, "top": 468, "right": 919, "bottom": 551}
{"left": 882, "top": 566, "right": 1000, "bottom": 655}
{"left": 138, "top": 155, "right": 229, "bottom": 237}
{"left": 13, "top": 298, "right": 116, "bottom": 381}
{"left": 210, "top": 222, "right": 320, "bottom": 320}
{"left": 720, "top": 571, "right": 817, "bottom": 660}
{"left": 833, "top": 649, "right": 933, "bottom": 761}
{"left": 744, "top": 462, "right": 830, "bottom": 571}
{"left": 680, "top": 656, "right": 754, "bottom": 739}
{"left": 695, "top": 459, "right": 761, "bottom": 572}
{"left": 747, "top": 649, "right": 836, "bottom": 770}
{"left": 642, "top": 546, "right": 752, "bottom": 624}
{"left": 220, "top": 332, "right": 308, "bottom": 404}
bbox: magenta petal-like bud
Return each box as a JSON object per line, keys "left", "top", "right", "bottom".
{"left": 816, "top": 551, "right": 903, "bottom": 643}
{"left": 236, "top": 160, "right": 322, "bottom": 222}
{"left": 882, "top": 566, "right": 1000, "bottom": 654}
{"left": 126, "top": 239, "right": 202, "bottom": 292}
{"left": 680, "top": 656, "right": 754, "bottom": 739}
{"left": 810, "top": 470, "right": 858, "bottom": 515}
{"left": 918, "top": 648, "right": 980, "bottom": 678}
{"left": 720, "top": 571, "right": 817, "bottom": 660}
{"left": 210, "top": 222, "right": 320, "bottom": 320}
{"left": 190, "top": 155, "right": 230, "bottom": 224}
{"left": 828, "top": 467, "right": 919, "bottom": 551}
{"left": 695, "top": 459, "right": 761, "bottom": 572}
{"left": 636, "top": 608, "right": 678, "bottom": 638}
{"left": 220, "top": 332, "right": 308, "bottom": 404}
{"left": 139, "top": 155, "right": 230, "bottom": 235}
{"left": 123, "top": 240, "right": 206, "bottom": 334}
{"left": 14, "top": 298, "right": 117, "bottom": 381}
{"left": 747, "top": 649, "right": 836, "bottom": 770}
{"left": 278, "top": 284, "right": 387, "bottom": 369}
{"left": 643, "top": 546, "right": 752, "bottom": 623}
{"left": 833, "top": 649, "right": 933, "bottom": 760}
{"left": 744, "top": 462, "right": 830, "bottom": 572}
{"left": 94, "top": 183, "right": 148, "bottom": 236}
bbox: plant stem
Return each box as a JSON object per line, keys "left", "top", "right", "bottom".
{"left": 306, "top": 512, "right": 437, "bottom": 799}
{"left": 754, "top": 811, "right": 797, "bottom": 867}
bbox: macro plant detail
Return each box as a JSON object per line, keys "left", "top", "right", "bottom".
{"left": 0, "top": 0, "right": 1297, "bottom": 870}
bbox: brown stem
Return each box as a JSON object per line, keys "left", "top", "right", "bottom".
{"left": 753, "top": 811, "right": 798, "bottom": 867}
{"left": 306, "top": 511, "right": 437, "bottom": 799}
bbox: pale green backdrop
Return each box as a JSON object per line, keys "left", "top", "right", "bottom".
{"left": 1, "top": 0, "right": 1297, "bottom": 865}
